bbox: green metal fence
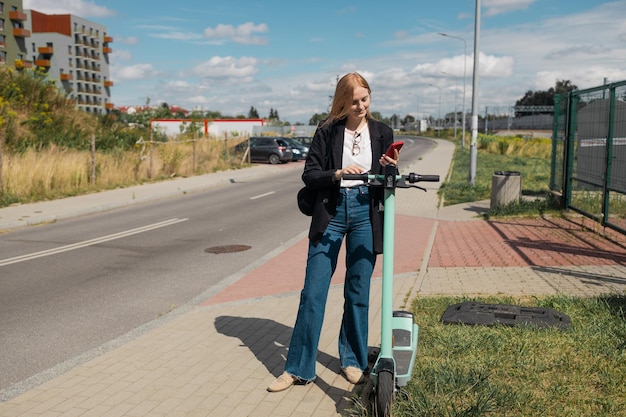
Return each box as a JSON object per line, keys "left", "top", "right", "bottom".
{"left": 551, "top": 80, "right": 626, "bottom": 235}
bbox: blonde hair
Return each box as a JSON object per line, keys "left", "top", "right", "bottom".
{"left": 324, "top": 72, "right": 371, "bottom": 126}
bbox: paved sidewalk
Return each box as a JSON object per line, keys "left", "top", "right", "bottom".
{"left": 0, "top": 138, "right": 625, "bottom": 417}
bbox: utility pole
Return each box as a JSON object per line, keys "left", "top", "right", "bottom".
{"left": 469, "top": 0, "right": 481, "bottom": 185}
{"left": 438, "top": 32, "right": 467, "bottom": 149}
{"left": 429, "top": 84, "right": 442, "bottom": 137}
{"left": 442, "top": 71, "right": 458, "bottom": 141}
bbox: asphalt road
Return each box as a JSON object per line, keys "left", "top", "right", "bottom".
{"left": 0, "top": 135, "right": 430, "bottom": 392}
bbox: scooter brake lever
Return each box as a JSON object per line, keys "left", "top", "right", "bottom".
{"left": 401, "top": 184, "right": 427, "bottom": 192}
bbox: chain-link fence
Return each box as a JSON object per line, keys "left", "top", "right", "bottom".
{"left": 551, "top": 80, "right": 626, "bottom": 234}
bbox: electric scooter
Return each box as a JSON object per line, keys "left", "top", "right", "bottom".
{"left": 344, "top": 164, "right": 439, "bottom": 417}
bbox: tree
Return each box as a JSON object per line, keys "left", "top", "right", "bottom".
{"left": 155, "top": 102, "right": 173, "bottom": 119}
{"left": 248, "top": 106, "right": 259, "bottom": 119}
{"left": 309, "top": 112, "right": 328, "bottom": 126}
{"left": 515, "top": 79, "right": 578, "bottom": 116}
{"left": 204, "top": 110, "right": 222, "bottom": 120}
{"left": 370, "top": 111, "right": 384, "bottom": 121}
{"left": 268, "top": 108, "right": 279, "bottom": 120}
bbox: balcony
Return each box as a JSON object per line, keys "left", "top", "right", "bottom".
{"left": 13, "top": 28, "right": 31, "bottom": 37}
{"left": 60, "top": 73, "right": 73, "bottom": 81}
{"left": 9, "top": 10, "right": 27, "bottom": 21}
{"left": 35, "top": 59, "right": 51, "bottom": 67}
{"left": 105, "top": 102, "right": 114, "bottom": 109}
{"left": 104, "top": 80, "right": 114, "bottom": 87}
{"left": 14, "top": 59, "right": 33, "bottom": 69}
{"left": 104, "top": 36, "right": 113, "bottom": 43}
{"left": 38, "top": 46, "right": 54, "bottom": 55}
{"left": 103, "top": 46, "right": 112, "bottom": 54}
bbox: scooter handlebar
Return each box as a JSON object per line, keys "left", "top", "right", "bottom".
{"left": 341, "top": 173, "right": 440, "bottom": 182}
{"left": 408, "top": 174, "right": 440, "bottom": 183}
{"left": 342, "top": 173, "right": 370, "bottom": 181}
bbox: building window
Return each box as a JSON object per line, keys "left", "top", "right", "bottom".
{"left": 0, "top": 19, "right": 4, "bottom": 31}
{"left": 0, "top": 3, "right": 4, "bottom": 15}
{"left": 0, "top": 51, "right": 6, "bottom": 64}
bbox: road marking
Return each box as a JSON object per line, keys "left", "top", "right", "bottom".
{"left": 250, "top": 191, "right": 275, "bottom": 200}
{"left": 0, "top": 218, "right": 189, "bottom": 267}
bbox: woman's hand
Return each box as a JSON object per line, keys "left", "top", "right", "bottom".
{"left": 379, "top": 148, "right": 399, "bottom": 167}
{"left": 334, "top": 164, "right": 367, "bottom": 180}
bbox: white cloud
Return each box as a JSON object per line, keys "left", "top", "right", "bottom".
{"left": 187, "top": 96, "right": 209, "bottom": 105}
{"left": 203, "top": 22, "right": 268, "bottom": 45}
{"left": 150, "top": 31, "right": 203, "bottom": 41}
{"left": 116, "top": 36, "right": 139, "bottom": 45}
{"left": 483, "top": 0, "right": 536, "bottom": 17}
{"left": 23, "top": 0, "right": 115, "bottom": 17}
{"left": 110, "top": 49, "right": 132, "bottom": 62}
{"left": 412, "top": 53, "right": 513, "bottom": 79}
{"left": 112, "top": 63, "right": 159, "bottom": 81}
{"left": 182, "top": 56, "right": 258, "bottom": 84}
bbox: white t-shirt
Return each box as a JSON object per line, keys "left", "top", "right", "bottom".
{"left": 340, "top": 125, "right": 372, "bottom": 188}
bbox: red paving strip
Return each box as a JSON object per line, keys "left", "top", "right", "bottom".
{"left": 203, "top": 214, "right": 625, "bottom": 305}
{"left": 202, "top": 216, "right": 436, "bottom": 305}
{"left": 430, "top": 216, "right": 626, "bottom": 268}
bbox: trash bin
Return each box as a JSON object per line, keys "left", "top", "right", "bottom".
{"left": 491, "top": 171, "right": 521, "bottom": 208}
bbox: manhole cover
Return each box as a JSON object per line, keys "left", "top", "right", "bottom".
{"left": 204, "top": 245, "right": 251, "bottom": 254}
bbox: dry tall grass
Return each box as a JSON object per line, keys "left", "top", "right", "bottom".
{"left": 1, "top": 138, "right": 246, "bottom": 204}
{"left": 478, "top": 135, "right": 552, "bottom": 158}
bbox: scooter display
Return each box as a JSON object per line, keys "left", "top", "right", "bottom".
{"left": 344, "top": 164, "right": 439, "bottom": 417}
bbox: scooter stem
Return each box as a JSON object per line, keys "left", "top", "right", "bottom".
{"left": 380, "top": 163, "right": 397, "bottom": 360}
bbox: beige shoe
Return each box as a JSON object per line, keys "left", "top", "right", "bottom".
{"left": 342, "top": 366, "right": 365, "bottom": 384}
{"left": 267, "top": 372, "right": 296, "bottom": 392}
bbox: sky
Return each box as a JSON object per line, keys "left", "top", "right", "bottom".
{"left": 22, "top": 0, "right": 626, "bottom": 124}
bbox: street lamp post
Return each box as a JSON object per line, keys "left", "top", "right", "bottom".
{"left": 438, "top": 32, "right": 467, "bottom": 149}
{"left": 407, "top": 92, "right": 420, "bottom": 132}
{"left": 442, "top": 71, "right": 458, "bottom": 141}
{"left": 428, "top": 83, "right": 441, "bottom": 137}
{"left": 468, "top": 0, "right": 481, "bottom": 186}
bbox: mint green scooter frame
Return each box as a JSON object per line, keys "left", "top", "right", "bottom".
{"left": 371, "top": 164, "right": 419, "bottom": 389}
{"left": 345, "top": 166, "right": 438, "bottom": 415}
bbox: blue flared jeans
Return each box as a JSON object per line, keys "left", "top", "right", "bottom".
{"left": 285, "top": 186, "right": 376, "bottom": 382}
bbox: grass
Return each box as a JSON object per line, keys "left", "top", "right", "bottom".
{"left": 347, "top": 294, "right": 626, "bottom": 417}
{"left": 345, "top": 131, "right": 625, "bottom": 417}
{"left": 0, "top": 139, "right": 246, "bottom": 206}
{"left": 436, "top": 132, "right": 562, "bottom": 218}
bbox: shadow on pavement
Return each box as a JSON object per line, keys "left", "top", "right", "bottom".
{"left": 214, "top": 315, "right": 355, "bottom": 415}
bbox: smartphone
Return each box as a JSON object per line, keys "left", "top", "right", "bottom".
{"left": 385, "top": 141, "right": 404, "bottom": 158}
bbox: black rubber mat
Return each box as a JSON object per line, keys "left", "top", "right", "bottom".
{"left": 441, "top": 302, "right": 571, "bottom": 329}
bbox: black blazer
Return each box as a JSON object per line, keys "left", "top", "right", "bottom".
{"left": 302, "top": 117, "right": 394, "bottom": 254}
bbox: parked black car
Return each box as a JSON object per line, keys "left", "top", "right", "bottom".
{"left": 294, "top": 136, "right": 313, "bottom": 146}
{"left": 235, "top": 137, "right": 292, "bottom": 164}
{"left": 280, "top": 137, "right": 309, "bottom": 161}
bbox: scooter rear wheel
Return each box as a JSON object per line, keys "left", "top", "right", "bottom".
{"left": 374, "top": 370, "right": 394, "bottom": 417}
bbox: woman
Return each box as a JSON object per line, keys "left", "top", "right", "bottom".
{"left": 267, "top": 72, "right": 397, "bottom": 392}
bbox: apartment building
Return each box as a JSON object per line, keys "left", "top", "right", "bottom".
{"left": 0, "top": 0, "right": 31, "bottom": 68}
{"left": 0, "top": 1, "right": 114, "bottom": 115}
{"left": 24, "top": 10, "right": 114, "bottom": 114}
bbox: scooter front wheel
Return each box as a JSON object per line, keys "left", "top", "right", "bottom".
{"left": 374, "top": 370, "right": 394, "bottom": 417}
